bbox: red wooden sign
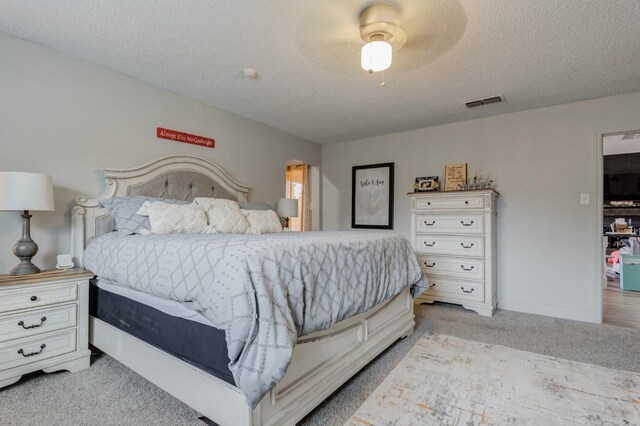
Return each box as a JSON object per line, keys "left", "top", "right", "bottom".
{"left": 157, "top": 127, "right": 215, "bottom": 148}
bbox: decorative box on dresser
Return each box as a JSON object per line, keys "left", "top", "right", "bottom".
{"left": 409, "top": 189, "right": 498, "bottom": 316}
{"left": 0, "top": 269, "right": 93, "bottom": 388}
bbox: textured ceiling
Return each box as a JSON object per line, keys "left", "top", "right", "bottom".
{"left": 1, "top": 1, "right": 639, "bottom": 144}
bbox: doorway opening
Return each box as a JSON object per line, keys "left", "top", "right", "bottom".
{"left": 285, "top": 161, "right": 320, "bottom": 232}
{"left": 601, "top": 131, "right": 640, "bottom": 329}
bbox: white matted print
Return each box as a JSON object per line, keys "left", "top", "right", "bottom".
{"left": 351, "top": 163, "right": 394, "bottom": 229}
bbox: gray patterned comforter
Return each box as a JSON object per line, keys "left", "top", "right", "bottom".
{"left": 83, "top": 231, "right": 426, "bottom": 407}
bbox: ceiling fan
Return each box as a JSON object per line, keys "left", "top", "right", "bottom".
{"left": 295, "top": 0, "right": 467, "bottom": 81}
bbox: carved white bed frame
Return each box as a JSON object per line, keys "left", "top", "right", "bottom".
{"left": 71, "top": 155, "right": 414, "bottom": 426}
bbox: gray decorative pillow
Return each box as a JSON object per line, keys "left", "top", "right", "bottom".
{"left": 100, "top": 196, "right": 189, "bottom": 235}
{"left": 238, "top": 201, "right": 274, "bottom": 211}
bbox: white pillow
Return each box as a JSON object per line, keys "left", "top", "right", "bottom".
{"left": 194, "top": 197, "right": 250, "bottom": 234}
{"left": 136, "top": 202, "right": 208, "bottom": 234}
{"left": 241, "top": 209, "right": 283, "bottom": 234}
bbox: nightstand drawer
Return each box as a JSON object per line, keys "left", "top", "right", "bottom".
{"left": 0, "top": 304, "right": 77, "bottom": 343}
{"left": 0, "top": 282, "right": 77, "bottom": 314}
{"left": 0, "top": 329, "right": 76, "bottom": 371}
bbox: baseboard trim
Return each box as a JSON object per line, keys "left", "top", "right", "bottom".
{"left": 498, "top": 298, "right": 597, "bottom": 323}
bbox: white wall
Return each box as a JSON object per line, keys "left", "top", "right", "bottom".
{"left": 0, "top": 32, "right": 321, "bottom": 273}
{"left": 322, "top": 92, "right": 640, "bottom": 322}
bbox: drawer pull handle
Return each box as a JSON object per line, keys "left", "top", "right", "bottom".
{"left": 423, "top": 241, "right": 436, "bottom": 247}
{"left": 460, "top": 220, "right": 474, "bottom": 227}
{"left": 17, "top": 344, "right": 46, "bottom": 358}
{"left": 427, "top": 202, "right": 431, "bottom": 206}
{"left": 460, "top": 243, "right": 475, "bottom": 249}
{"left": 424, "top": 262, "right": 436, "bottom": 268}
{"left": 460, "top": 265, "right": 475, "bottom": 271}
{"left": 465, "top": 201, "right": 469, "bottom": 205}
{"left": 423, "top": 221, "right": 436, "bottom": 226}
{"left": 30, "top": 296, "right": 38, "bottom": 302}
{"left": 460, "top": 287, "right": 475, "bottom": 294}
{"left": 429, "top": 283, "right": 436, "bottom": 288}
{"left": 18, "top": 317, "right": 47, "bottom": 330}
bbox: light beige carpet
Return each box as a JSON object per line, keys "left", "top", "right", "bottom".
{"left": 346, "top": 334, "right": 640, "bottom": 425}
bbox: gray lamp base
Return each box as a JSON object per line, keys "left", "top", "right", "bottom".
{"left": 10, "top": 261, "right": 41, "bottom": 276}
{"left": 10, "top": 210, "right": 41, "bottom": 276}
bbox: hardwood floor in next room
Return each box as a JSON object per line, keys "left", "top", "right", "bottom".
{"left": 604, "top": 286, "right": 640, "bottom": 330}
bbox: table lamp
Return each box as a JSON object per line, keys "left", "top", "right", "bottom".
{"left": 277, "top": 198, "right": 299, "bottom": 228}
{"left": 0, "top": 172, "right": 54, "bottom": 275}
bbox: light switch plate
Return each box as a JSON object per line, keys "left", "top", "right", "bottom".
{"left": 580, "top": 193, "right": 590, "bottom": 205}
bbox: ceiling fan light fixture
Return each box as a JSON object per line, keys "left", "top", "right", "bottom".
{"left": 361, "top": 39, "right": 392, "bottom": 72}
{"left": 358, "top": 3, "right": 405, "bottom": 75}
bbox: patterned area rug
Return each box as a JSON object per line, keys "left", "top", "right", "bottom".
{"left": 346, "top": 334, "right": 640, "bottom": 425}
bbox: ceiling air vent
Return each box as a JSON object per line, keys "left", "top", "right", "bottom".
{"left": 465, "top": 100, "right": 484, "bottom": 108}
{"left": 465, "top": 95, "right": 503, "bottom": 108}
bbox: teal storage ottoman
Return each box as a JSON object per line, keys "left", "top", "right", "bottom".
{"left": 621, "top": 255, "right": 640, "bottom": 291}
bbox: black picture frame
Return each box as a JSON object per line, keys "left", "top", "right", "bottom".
{"left": 351, "top": 162, "right": 394, "bottom": 229}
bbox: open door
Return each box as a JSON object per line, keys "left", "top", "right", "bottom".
{"left": 286, "top": 163, "right": 309, "bottom": 231}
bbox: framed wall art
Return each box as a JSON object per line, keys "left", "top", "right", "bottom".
{"left": 351, "top": 162, "right": 394, "bottom": 229}
{"left": 444, "top": 163, "right": 467, "bottom": 191}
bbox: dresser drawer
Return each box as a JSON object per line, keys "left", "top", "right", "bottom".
{"left": 418, "top": 255, "right": 485, "bottom": 280}
{"left": 0, "top": 282, "right": 77, "bottom": 314}
{"left": 0, "top": 329, "right": 76, "bottom": 371}
{"left": 425, "top": 277, "right": 485, "bottom": 303}
{"left": 415, "top": 214, "right": 484, "bottom": 235}
{"left": 415, "top": 235, "right": 484, "bottom": 257}
{"left": 413, "top": 195, "right": 484, "bottom": 211}
{"left": 0, "top": 304, "right": 77, "bottom": 343}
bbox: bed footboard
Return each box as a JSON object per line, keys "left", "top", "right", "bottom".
{"left": 90, "top": 288, "right": 414, "bottom": 426}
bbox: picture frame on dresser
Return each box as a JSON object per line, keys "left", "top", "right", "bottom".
{"left": 351, "top": 162, "right": 394, "bottom": 229}
{"left": 414, "top": 176, "right": 439, "bottom": 192}
{"left": 444, "top": 163, "right": 467, "bottom": 191}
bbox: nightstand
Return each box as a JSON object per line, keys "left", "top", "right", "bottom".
{"left": 0, "top": 268, "right": 93, "bottom": 389}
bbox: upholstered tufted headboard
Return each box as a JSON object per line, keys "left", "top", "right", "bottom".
{"left": 125, "top": 171, "right": 237, "bottom": 200}
{"left": 71, "top": 156, "right": 250, "bottom": 266}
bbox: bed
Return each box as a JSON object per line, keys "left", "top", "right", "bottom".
{"left": 71, "top": 155, "right": 424, "bottom": 426}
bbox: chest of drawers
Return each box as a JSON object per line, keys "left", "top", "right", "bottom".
{"left": 0, "top": 269, "right": 93, "bottom": 389}
{"left": 409, "top": 190, "right": 498, "bottom": 316}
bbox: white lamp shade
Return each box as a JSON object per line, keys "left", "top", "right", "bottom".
{"left": 277, "top": 198, "right": 299, "bottom": 218}
{"left": 0, "top": 172, "right": 55, "bottom": 212}
{"left": 361, "top": 40, "right": 392, "bottom": 72}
